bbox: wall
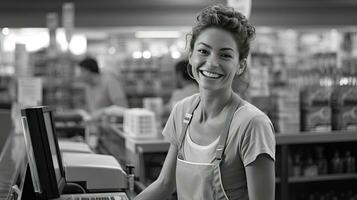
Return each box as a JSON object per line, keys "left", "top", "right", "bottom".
{"left": 0, "top": 0, "right": 357, "bottom": 28}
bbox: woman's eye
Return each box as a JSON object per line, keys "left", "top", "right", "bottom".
{"left": 198, "top": 49, "right": 208, "bottom": 55}
{"left": 221, "top": 54, "right": 232, "bottom": 58}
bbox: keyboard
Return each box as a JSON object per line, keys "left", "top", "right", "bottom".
{"left": 59, "top": 192, "right": 129, "bottom": 200}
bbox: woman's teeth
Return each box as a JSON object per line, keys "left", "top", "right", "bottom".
{"left": 200, "top": 70, "right": 222, "bottom": 79}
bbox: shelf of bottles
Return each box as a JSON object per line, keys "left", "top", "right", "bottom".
{"left": 275, "top": 131, "right": 357, "bottom": 200}
{"left": 250, "top": 28, "right": 357, "bottom": 134}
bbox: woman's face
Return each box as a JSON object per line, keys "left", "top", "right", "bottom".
{"left": 189, "top": 27, "right": 240, "bottom": 92}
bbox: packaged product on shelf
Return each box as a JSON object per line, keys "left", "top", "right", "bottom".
{"left": 333, "top": 106, "right": 357, "bottom": 131}
{"left": 340, "top": 55, "right": 357, "bottom": 76}
{"left": 249, "top": 52, "right": 272, "bottom": 97}
{"left": 270, "top": 87, "right": 300, "bottom": 133}
{"left": 301, "top": 86, "right": 332, "bottom": 106}
{"left": 331, "top": 85, "right": 357, "bottom": 106}
{"left": 331, "top": 85, "right": 357, "bottom": 130}
{"left": 249, "top": 67, "right": 270, "bottom": 97}
{"left": 300, "top": 86, "right": 332, "bottom": 132}
{"left": 301, "top": 106, "right": 332, "bottom": 132}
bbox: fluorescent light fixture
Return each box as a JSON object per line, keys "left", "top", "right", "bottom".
{"left": 69, "top": 34, "right": 87, "bottom": 55}
{"left": 171, "top": 51, "right": 181, "bottom": 59}
{"left": 2, "top": 27, "right": 10, "bottom": 35}
{"left": 3, "top": 29, "right": 49, "bottom": 52}
{"left": 135, "top": 31, "right": 181, "bottom": 38}
{"left": 142, "top": 50, "right": 151, "bottom": 59}
{"left": 56, "top": 30, "right": 69, "bottom": 51}
{"left": 132, "top": 51, "right": 142, "bottom": 59}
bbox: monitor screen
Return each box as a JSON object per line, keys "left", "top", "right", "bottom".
{"left": 21, "top": 116, "right": 42, "bottom": 194}
{"left": 43, "top": 112, "right": 62, "bottom": 184}
{"left": 21, "top": 106, "right": 65, "bottom": 199}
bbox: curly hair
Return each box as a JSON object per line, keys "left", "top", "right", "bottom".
{"left": 188, "top": 4, "right": 255, "bottom": 61}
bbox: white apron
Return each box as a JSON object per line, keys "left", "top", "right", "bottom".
{"left": 176, "top": 94, "right": 241, "bottom": 200}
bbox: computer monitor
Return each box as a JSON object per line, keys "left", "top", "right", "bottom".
{"left": 21, "top": 106, "right": 66, "bottom": 199}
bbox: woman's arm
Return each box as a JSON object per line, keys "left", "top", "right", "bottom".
{"left": 134, "top": 144, "right": 178, "bottom": 200}
{"left": 245, "top": 154, "right": 275, "bottom": 200}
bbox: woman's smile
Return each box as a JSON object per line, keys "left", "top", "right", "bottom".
{"left": 199, "top": 69, "right": 224, "bottom": 79}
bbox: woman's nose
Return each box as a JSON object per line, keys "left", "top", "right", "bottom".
{"left": 206, "top": 54, "right": 219, "bottom": 67}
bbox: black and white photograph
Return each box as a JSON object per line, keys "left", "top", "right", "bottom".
{"left": 0, "top": 0, "right": 356, "bottom": 200}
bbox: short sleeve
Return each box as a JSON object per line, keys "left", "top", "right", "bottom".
{"left": 240, "top": 115, "right": 276, "bottom": 166}
{"left": 162, "top": 103, "right": 179, "bottom": 147}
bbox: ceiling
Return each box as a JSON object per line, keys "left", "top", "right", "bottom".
{"left": 0, "top": 0, "right": 357, "bottom": 28}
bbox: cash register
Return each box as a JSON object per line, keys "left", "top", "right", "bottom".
{"left": 19, "top": 106, "right": 130, "bottom": 200}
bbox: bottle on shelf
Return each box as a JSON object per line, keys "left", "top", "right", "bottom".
{"left": 315, "top": 146, "right": 328, "bottom": 174}
{"left": 287, "top": 154, "right": 293, "bottom": 177}
{"left": 343, "top": 150, "right": 356, "bottom": 173}
{"left": 331, "top": 151, "right": 343, "bottom": 174}
{"left": 303, "top": 156, "right": 318, "bottom": 176}
{"left": 292, "top": 154, "right": 302, "bottom": 177}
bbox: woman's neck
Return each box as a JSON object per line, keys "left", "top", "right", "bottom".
{"left": 199, "top": 89, "right": 233, "bottom": 121}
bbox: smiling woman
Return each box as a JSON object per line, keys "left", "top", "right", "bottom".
{"left": 189, "top": 27, "right": 240, "bottom": 92}
{"left": 134, "top": 4, "right": 275, "bottom": 200}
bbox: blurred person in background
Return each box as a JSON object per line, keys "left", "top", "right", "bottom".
{"left": 165, "top": 59, "right": 199, "bottom": 111}
{"left": 75, "top": 57, "right": 128, "bottom": 121}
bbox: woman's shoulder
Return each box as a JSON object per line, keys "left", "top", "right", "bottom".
{"left": 173, "top": 93, "right": 200, "bottom": 111}
{"left": 234, "top": 100, "right": 271, "bottom": 125}
{"left": 230, "top": 100, "right": 275, "bottom": 143}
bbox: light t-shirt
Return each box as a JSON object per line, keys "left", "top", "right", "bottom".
{"left": 183, "top": 129, "right": 220, "bottom": 163}
{"left": 162, "top": 94, "right": 275, "bottom": 200}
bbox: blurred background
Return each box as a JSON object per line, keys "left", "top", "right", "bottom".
{"left": 0, "top": 0, "right": 357, "bottom": 200}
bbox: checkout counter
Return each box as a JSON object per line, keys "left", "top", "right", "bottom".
{"left": 0, "top": 134, "right": 131, "bottom": 200}
{"left": 0, "top": 107, "right": 132, "bottom": 200}
{"left": 0, "top": 107, "right": 172, "bottom": 199}
{"left": 98, "top": 124, "right": 170, "bottom": 187}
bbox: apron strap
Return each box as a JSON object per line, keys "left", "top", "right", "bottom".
{"left": 178, "top": 95, "right": 200, "bottom": 150}
{"left": 215, "top": 93, "right": 241, "bottom": 161}
{"left": 177, "top": 93, "right": 242, "bottom": 162}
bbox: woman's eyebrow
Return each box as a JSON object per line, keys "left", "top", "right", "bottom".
{"left": 197, "top": 42, "right": 235, "bottom": 52}
{"left": 220, "top": 48, "right": 234, "bottom": 52}
{"left": 197, "top": 42, "right": 211, "bottom": 49}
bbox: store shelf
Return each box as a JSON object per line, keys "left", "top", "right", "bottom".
{"left": 288, "top": 173, "right": 357, "bottom": 183}
{"left": 276, "top": 131, "right": 357, "bottom": 145}
{"left": 276, "top": 131, "right": 357, "bottom": 199}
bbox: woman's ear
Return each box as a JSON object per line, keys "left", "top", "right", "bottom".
{"left": 236, "top": 58, "right": 247, "bottom": 76}
{"left": 188, "top": 51, "right": 193, "bottom": 64}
